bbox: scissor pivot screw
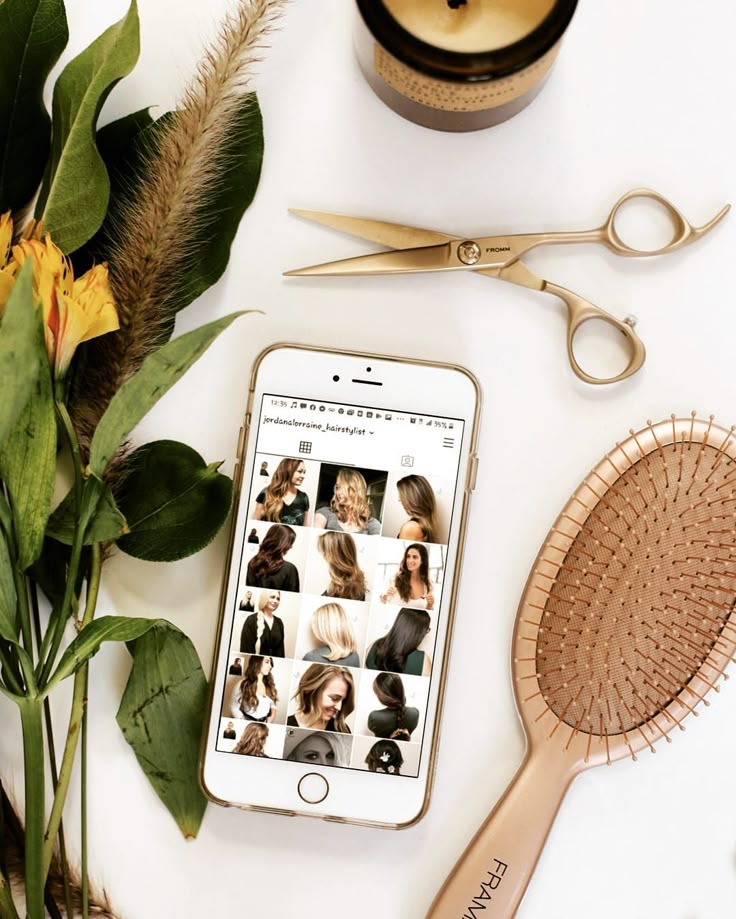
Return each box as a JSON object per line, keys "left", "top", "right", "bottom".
{"left": 457, "top": 240, "right": 481, "bottom": 265}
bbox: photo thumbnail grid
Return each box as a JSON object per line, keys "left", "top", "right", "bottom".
{"left": 216, "top": 449, "right": 459, "bottom": 777}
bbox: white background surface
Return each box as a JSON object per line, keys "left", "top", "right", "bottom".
{"left": 1, "top": 1, "right": 736, "bottom": 917}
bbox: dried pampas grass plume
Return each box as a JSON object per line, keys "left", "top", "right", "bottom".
{"left": 72, "top": 0, "right": 286, "bottom": 461}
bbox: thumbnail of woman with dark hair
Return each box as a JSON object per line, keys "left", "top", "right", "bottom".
{"left": 285, "top": 731, "right": 351, "bottom": 768}
{"left": 287, "top": 664, "right": 355, "bottom": 733}
{"left": 396, "top": 474, "right": 439, "bottom": 543}
{"left": 232, "top": 722, "right": 269, "bottom": 757}
{"left": 366, "top": 608, "right": 432, "bottom": 676}
{"left": 254, "top": 458, "right": 310, "bottom": 525}
{"left": 380, "top": 543, "right": 434, "bottom": 610}
{"left": 303, "top": 602, "right": 360, "bottom": 668}
{"left": 246, "top": 524, "right": 300, "bottom": 592}
{"left": 317, "top": 531, "right": 368, "bottom": 601}
{"left": 365, "top": 740, "right": 404, "bottom": 774}
{"left": 240, "top": 590, "right": 285, "bottom": 657}
{"left": 229, "top": 656, "right": 278, "bottom": 722}
{"left": 314, "top": 468, "right": 380, "bottom": 535}
{"left": 367, "top": 672, "right": 419, "bottom": 739}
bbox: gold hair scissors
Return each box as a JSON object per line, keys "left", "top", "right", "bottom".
{"left": 284, "top": 189, "right": 730, "bottom": 385}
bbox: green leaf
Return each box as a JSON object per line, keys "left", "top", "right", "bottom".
{"left": 96, "top": 106, "right": 153, "bottom": 162}
{"left": 70, "top": 106, "right": 158, "bottom": 276}
{"left": 88, "top": 312, "right": 244, "bottom": 477}
{"left": 0, "top": 0, "right": 69, "bottom": 213}
{"left": 116, "top": 440, "right": 232, "bottom": 562}
{"left": 0, "top": 262, "right": 40, "bottom": 448}
{"left": 30, "top": 536, "right": 71, "bottom": 609}
{"left": 44, "top": 614, "right": 158, "bottom": 692}
{"left": 36, "top": 0, "right": 140, "bottom": 253}
{"left": 116, "top": 622, "right": 208, "bottom": 838}
{"left": 0, "top": 527, "right": 18, "bottom": 644}
{"left": 0, "top": 322, "right": 56, "bottom": 570}
{"left": 167, "top": 93, "right": 263, "bottom": 312}
{"left": 46, "top": 478, "right": 127, "bottom": 546}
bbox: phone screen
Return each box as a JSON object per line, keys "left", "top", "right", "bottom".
{"left": 215, "top": 393, "right": 465, "bottom": 777}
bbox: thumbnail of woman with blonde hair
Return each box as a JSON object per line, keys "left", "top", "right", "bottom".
{"left": 314, "top": 468, "right": 380, "bottom": 535}
{"left": 303, "top": 602, "right": 360, "bottom": 668}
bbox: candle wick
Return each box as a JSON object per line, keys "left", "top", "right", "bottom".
{"left": 447, "top": 0, "right": 468, "bottom": 9}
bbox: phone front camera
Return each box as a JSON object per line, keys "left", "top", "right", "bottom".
{"left": 333, "top": 374, "right": 340, "bottom": 382}
{"left": 366, "top": 366, "right": 372, "bottom": 372}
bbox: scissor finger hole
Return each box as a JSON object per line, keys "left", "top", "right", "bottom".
{"left": 611, "top": 195, "right": 680, "bottom": 253}
{"left": 571, "top": 318, "right": 632, "bottom": 382}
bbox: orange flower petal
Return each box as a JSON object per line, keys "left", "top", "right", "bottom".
{"left": 0, "top": 212, "right": 12, "bottom": 268}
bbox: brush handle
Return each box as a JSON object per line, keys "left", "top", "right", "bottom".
{"left": 427, "top": 742, "right": 579, "bottom": 919}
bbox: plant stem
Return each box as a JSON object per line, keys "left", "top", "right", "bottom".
{"left": 38, "top": 401, "right": 87, "bottom": 688}
{"left": 0, "top": 640, "right": 23, "bottom": 695}
{"left": 42, "top": 545, "right": 102, "bottom": 879}
{"left": 81, "top": 668, "right": 89, "bottom": 919}
{"left": 0, "top": 875, "right": 20, "bottom": 919}
{"left": 19, "top": 698, "right": 45, "bottom": 919}
{"left": 13, "top": 568, "right": 34, "bottom": 666}
{"left": 31, "top": 581, "right": 75, "bottom": 919}
{"left": 0, "top": 785, "right": 21, "bottom": 919}
{"left": 55, "top": 399, "right": 83, "bottom": 509}
{"left": 1, "top": 784, "right": 63, "bottom": 919}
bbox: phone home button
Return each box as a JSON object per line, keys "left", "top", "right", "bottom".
{"left": 297, "top": 772, "right": 329, "bottom": 804}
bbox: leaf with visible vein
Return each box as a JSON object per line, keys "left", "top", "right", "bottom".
{"left": 0, "top": 320, "right": 56, "bottom": 570}
{"left": 36, "top": 0, "right": 140, "bottom": 253}
{"left": 44, "top": 615, "right": 159, "bottom": 692}
{"left": 0, "top": 0, "right": 69, "bottom": 213}
{"left": 88, "top": 312, "right": 243, "bottom": 477}
{"left": 116, "top": 622, "right": 208, "bottom": 838}
{"left": 46, "top": 479, "right": 127, "bottom": 547}
{"left": 0, "top": 262, "right": 40, "bottom": 448}
{"left": 0, "top": 527, "right": 18, "bottom": 644}
{"left": 116, "top": 440, "right": 232, "bottom": 562}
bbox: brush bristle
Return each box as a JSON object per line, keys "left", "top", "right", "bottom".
{"left": 526, "top": 415, "right": 736, "bottom": 762}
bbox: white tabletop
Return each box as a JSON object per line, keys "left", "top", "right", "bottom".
{"left": 2, "top": 2, "right": 735, "bottom": 917}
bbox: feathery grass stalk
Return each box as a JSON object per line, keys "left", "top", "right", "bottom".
{"left": 71, "top": 0, "right": 285, "bottom": 461}
{"left": 42, "top": 545, "right": 102, "bottom": 879}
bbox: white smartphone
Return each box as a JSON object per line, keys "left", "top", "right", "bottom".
{"left": 200, "top": 343, "right": 481, "bottom": 828}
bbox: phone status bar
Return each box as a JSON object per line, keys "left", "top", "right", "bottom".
{"left": 267, "top": 397, "right": 458, "bottom": 429}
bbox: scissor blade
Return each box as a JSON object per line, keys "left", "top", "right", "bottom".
{"left": 284, "top": 242, "right": 453, "bottom": 277}
{"left": 494, "top": 259, "right": 545, "bottom": 292}
{"left": 289, "top": 209, "right": 458, "bottom": 248}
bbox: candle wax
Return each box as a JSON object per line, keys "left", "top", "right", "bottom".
{"left": 382, "top": 0, "right": 557, "bottom": 54}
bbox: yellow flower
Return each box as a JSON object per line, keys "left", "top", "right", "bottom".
{"left": 0, "top": 211, "right": 18, "bottom": 310}
{"left": 9, "top": 234, "right": 119, "bottom": 379}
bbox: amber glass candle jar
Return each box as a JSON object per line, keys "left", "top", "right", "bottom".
{"left": 354, "top": 0, "right": 579, "bottom": 132}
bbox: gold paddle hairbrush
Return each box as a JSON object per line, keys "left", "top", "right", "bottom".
{"left": 428, "top": 414, "right": 736, "bottom": 918}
